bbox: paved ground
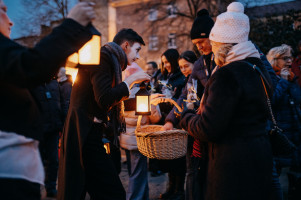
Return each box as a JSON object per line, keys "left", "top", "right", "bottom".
{"left": 41, "top": 165, "right": 167, "bottom": 200}
{"left": 42, "top": 150, "right": 290, "bottom": 200}
{"left": 41, "top": 149, "right": 168, "bottom": 200}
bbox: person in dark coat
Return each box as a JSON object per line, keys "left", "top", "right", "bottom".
{"left": 154, "top": 48, "right": 185, "bottom": 126}
{"left": 162, "top": 10, "right": 215, "bottom": 200}
{"left": 180, "top": 2, "right": 273, "bottom": 200}
{"left": 58, "top": 29, "right": 150, "bottom": 200}
{"left": 160, "top": 51, "right": 197, "bottom": 200}
{"left": 154, "top": 50, "right": 186, "bottom": 200}
{"left": 0, "top": 1, "right": 95, "bottom": 200}
{"left": 145, "top": 61, "right": 158, "bottom": 76}
{"left": 31, "top": 79, "right": 64, "bottom": 197}
{"left": 146, "top": 61, "right": 161, "bottom": 93}
{"left": 157, "top": 49, "right": 186, "bottom": 101}
{"left": 57, "top": 67, "right": 73, "bottom": 121}
{"left": 267, "top": 44, "right": 301, "bottom": 199}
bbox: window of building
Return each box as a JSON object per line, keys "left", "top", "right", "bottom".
{"left": 167, "top": 4, "right": 177, "bottom": 18}
{"left": 149, "top": 35, "right": 159, "bottom": 51}
{"left": 168, "top": 33, "right": 177, "bottom": 49}
{"left": 148, "top": 8, "right": 158, "bottom": 21}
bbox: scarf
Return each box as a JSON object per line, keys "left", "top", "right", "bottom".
{"left": 103, "top": 42, "right": 128, "bottom": 147}
{"left": 225, "top": 41, "right": 260, "bottom": 66}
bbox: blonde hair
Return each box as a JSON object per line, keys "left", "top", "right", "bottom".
{"left": 213, "top": 43, "right": 234, "bottom": 67}
{"left": 267, "top": 44, "right": 292, "bottom": 68}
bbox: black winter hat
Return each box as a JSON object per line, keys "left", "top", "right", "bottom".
{"left": 190, "top": 9, "right": 214, "bottom": 40}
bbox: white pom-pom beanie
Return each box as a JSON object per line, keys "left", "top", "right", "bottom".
{"left": 209, "top": 2, "right": 250, "bottom": 43}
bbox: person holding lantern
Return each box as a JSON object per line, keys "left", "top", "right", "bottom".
{"left": 0, "top": 1, "right": 96, "bottom": 199}
{"left": 58, "top": 28, "right": 150, "bottom": 200}
{"left": 180, "top": 2, "right": 273, "bottom": 200}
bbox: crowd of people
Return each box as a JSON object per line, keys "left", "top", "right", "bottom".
{"left": 0, "top": 1, "right": 301, "bottom": 200}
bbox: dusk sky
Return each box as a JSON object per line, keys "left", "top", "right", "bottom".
{"left": 3, "top": 0, "right": 294, "bottom": 39}
{"left": 4, "top": 0, "right": 77, "bottom": 39}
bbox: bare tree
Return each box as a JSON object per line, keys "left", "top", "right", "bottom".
{"left": 17, "top": 0, "right": 75, "bottom": 37}
{"left": 122, "top": 0, "right": 231, "bottom": 54}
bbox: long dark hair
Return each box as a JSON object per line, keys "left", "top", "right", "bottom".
{"left": 179, "top": 50, "right": 197, "bottom": 64}
{"left": 161, "top": 49, "right": 180, "bottom": 77}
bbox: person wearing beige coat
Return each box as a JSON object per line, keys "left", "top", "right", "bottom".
{"left": 121, "top": 63, "right": 162, "bottom": 200}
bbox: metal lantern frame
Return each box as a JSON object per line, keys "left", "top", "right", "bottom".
{"left": 66, "top": 24, "right": 101, "bottom": 67}
{"left": 135, "top": 82, "right": 151, "bottom": 115}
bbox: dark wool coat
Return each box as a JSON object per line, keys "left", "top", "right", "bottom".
{"left": 165, "top": 54, "right": 217, "bottom": 126}
{"left": 58, "top": 47, "right": 129, "bottom": 200}
{"left": 0, "top": 19, "right": 91, "bottom": 140}
{"left": 59, "top": 77, "right": 73, "bottom": 122}
{"left": 31, "top": 80, "right": 64, "bottom": 133}
{"left": 180, "top": 57, "right": 273, "bottom": 200}
{"left": 166, "top": 69, "right": 186, "bottom": 100}
{"left": 156, "top": 69, "right": 186, "bottom": 100}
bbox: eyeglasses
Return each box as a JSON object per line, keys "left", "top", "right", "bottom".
{"left": 277, "top": 56, "right": 293, "bottom": 61}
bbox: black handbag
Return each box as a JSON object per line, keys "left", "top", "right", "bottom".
{"left": 246, "top": 62, "right": 297, "bottom": 156}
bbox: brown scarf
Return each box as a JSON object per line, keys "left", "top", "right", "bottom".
{"left": 103, "top": 42, "right": 128, "bottom": 147}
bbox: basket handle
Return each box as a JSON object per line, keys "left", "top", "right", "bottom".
{"left": 136, "top": 115, "right": 143, "bottom": 132}
{"left": 136, "top": 97, "right": 182, "bottom": 132}
{"left": 150, "top": 97, "right": 182, "bottom": 112}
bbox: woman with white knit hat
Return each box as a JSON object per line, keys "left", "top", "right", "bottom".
{"left": 180, "top": 2, "right": 273, "bottom": 200}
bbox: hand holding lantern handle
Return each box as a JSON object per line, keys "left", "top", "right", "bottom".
{"left": 67, "top": 2, "right": 96, "bottom": 27}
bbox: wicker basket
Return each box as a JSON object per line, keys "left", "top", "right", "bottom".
{"left": 135, "top": 98, "right": 188, "bottom": 160}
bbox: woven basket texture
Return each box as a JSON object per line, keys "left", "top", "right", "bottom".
{"left": 136, "top": 125, "right": 188, "bottom": 160}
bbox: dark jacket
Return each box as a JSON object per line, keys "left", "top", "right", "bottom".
{"left": 155, "top": 69, "right": 185, "bottom": 123}
{"left": 166, "top": 69, "right": 186, "bottom": 100}
{"left": 151, "top": 69, "right": 161, "bottom": 88}
{"left": 0, "top": 19, "right": 91, "bottom": 140}
{"left": 180, "top": 57, "right": 273, "bottom": 200}
{"left": 31, "top": 79, "right": 64, "bottom": 133}
{"left": 58, "top": 77, "right": 73, "bottom": 122}
{"left": 156, "top": 69, "right": 185, "bottom": 100}
{"left": 58, "top": 47, "right": 129, "bottom": 200}
{"left": 272, "top": 76, "right": 301, "bottom": 167}
{"left": 166, "top": 54, "right": 216, "bottom": 126}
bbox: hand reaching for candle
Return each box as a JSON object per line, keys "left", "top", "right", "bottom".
{"left": 150, "top": 93, "right": 165, "bottom": 100}
{"left": 124, "top": 71, "right": 150, "bottom": 89}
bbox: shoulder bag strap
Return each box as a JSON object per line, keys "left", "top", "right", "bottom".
{"left": 244, "top": 61, "right": 279, "bottom": 128}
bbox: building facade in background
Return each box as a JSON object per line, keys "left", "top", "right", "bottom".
{"left": 14, "top": 0, "right": 301, "bottom": 69}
